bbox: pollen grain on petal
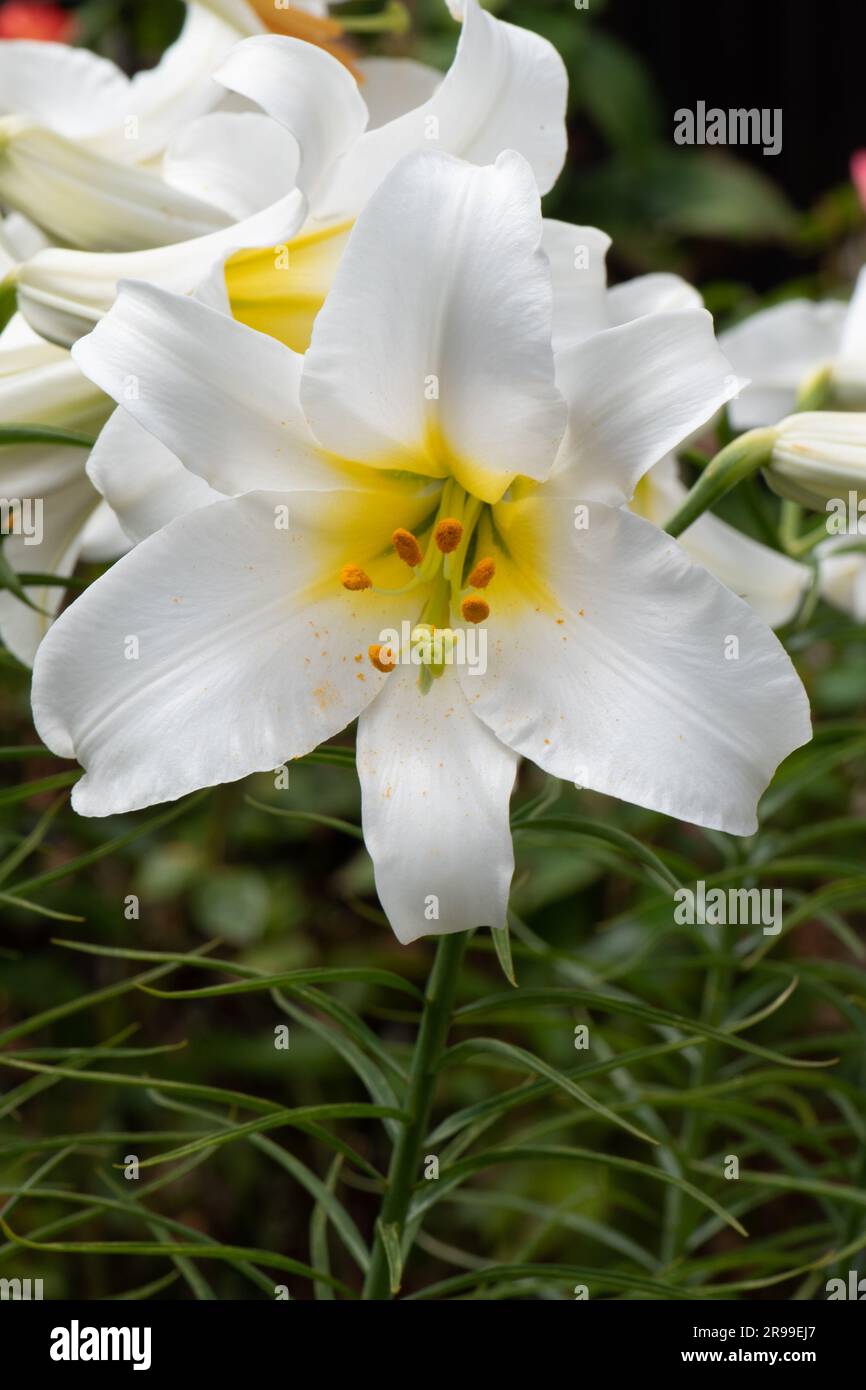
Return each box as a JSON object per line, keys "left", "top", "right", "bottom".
{"left": 369, "top": 643, "right": 396, "bottom": 673}
{"left": 461, "top": 596, "right": 490, "bottom": 624}
{"left": 340, "top": 564, "right": 373, "bottom": 591}
{"left": 434, "top": 517, "right": 463, "bottom": 554}
{"left": 467, "top": 556, "right": 495, "bottom": 589}
{"left": 392, "top": 527, "right": 423, "bottom": 567}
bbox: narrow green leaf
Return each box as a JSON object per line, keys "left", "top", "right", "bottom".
{"left": 0, "top": 771, "right": 79, "bottom": 807}
{"left": 126, "top": 1102, "right": 406, "bottom": 1171}
{"left": 445, "top": 1037, "right": 657, "bottom": 1146}
{"left": 491, "top": 922, "right": 517, "bottom": 987}
{"left": 244, "top": 795, "right": 364, "bottom": 839}
{"left": 376, "top": 1220, "right": 403, "bottom": 1295}
{"left": 8, "top": 790, "right": 209, "bottom": 900}
{"left": 1, "top": 1221, "right": 352, "bottom": 1296}
{"left": 0, "top": 423, "right": 94, "bottom": 447}
{"left": 141, "top": 967, "right": 422, "bottom": 1002}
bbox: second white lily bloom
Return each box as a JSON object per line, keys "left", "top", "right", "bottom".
{"left": 32, "top": 151, "right": 811, "bottom": 942}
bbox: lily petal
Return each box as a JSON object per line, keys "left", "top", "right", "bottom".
{"left": 817, "top": 538, "right": 866, "bottom": 622}
{"left": 32, "top": 488, "right": 420, "bottom": 815}
{"left": 13, "top": 187, "right": 306, "bottom": 346}
{"left": 543, "top": 219, "right": 611, "bottom": 353}
{"left": 0, "top": 447, "right": 98, "bottom": 666}
{"left": 357, "top": 665, "right": 517, "bottom": 944}
{"left": 355, "top": 57, "right": 441, "bottom": 128}
{"left": 163, "top": 110, "right": 300, "bottom": 220}
{"left": 86, "top": 406, "right": 223, "bottom": 544}
{"left": 87, "top": 2, "right": 248, "bottom": 162}
{"left": 214, "top": 34, "right": 368, "bottom": 201}
{"left": 0, "top": 40, "right": 129, "bottom": 140}
{"left": 0, "top": 118, "right": 229, "bottom": 251}
{"left": 607, "top": 272, "right": 703, "bottom": 325}
{"left": 301, "top": 149, "right": 566, "bottom": 504}
{"left": 72, "top": 280, "right": 353, "bottom": 495}
{"left": 720, "top": 299, "right": 846, "bottom": 429}
{"left": 633, "top": 457, "right": 811, "bottom": 628}
{"left": 459, "top": 494, "right": 811, "bottom": 835}
{"left": 315, "top": 0, "right": 567, "bottom": 216}
{"left": 551, "top": 310, "right": 744, "bottom": 505}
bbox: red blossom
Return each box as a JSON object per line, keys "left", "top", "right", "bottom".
{"left": 0, "top": 1, "right": 77, "bottom": 42}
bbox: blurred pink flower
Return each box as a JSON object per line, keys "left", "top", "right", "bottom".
{"left": 0, "top": 1, "right": 76, "bottom": 41}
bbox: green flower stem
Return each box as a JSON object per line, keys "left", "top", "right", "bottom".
{"left": 664, "top": 428, "right": 778, "bottom": 539}
{"left": 778, "top": 498, "right": 804, "bottom": 554}
{"left": 363, "top": 930, "right": 467, "bottom": 1300}
{"left": 661, "top": 952, "right": 733, "bottom": 1265}
{"left": 339, "top": 2, "right": 409, "bottom": 35}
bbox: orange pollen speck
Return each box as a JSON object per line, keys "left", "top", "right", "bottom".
{"left": 467, "top": 557, "right": 495, "bottom": 589}
{"left": 369, "top": 643, "right": 396, "bottom": 673}
{"left": 434, "top": 518, "right": 463, "bottom": 554}
{"left": 461, "top": 596, "right": 490, "bottom": 624}
{"left": 392, "top": 527, "right": 423, "bottom": 567}
{"left": 340, "top": 565, "right": 372, "bottom": 591}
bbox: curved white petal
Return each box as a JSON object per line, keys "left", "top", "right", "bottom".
{"left": 189, "top": 0, "right": 263, "bottom": 37}
{"left": 0, "top": 338, "right": 106, "bottom": 425}
{"left": 357, "top": 665, "right": 517, "bottom": 944}
{"left": 0, "top": 41, "right": 129, "bottom": 140}
{"left": 607, "top": 272, "right": 703, "bottom": 325}
{"left": 0, "top": 339, "right": 110, "bottom": 663}
{"left": 551, "top": 310, "right": 744, "bottom": 505}
{"left": 634, "top": 457, "right": 811, "bottom": 628}
{"left": 72, "top": 280, "right": 349, "bottom": 495}
{"left": 315, "top": 0, "right": 567, "bottom": 216}
{"left": 817, "top": 539, "right": 866, "bottom": 622}
{"left": 0, "top": 120, "right": 228, "bottom": 251}
{"left": 214, "top": 34, "right": 368, "bottom": 201}
{"left": 355, "top": 57, "right": 441, "bottom": 129}
{"left": 163, "top": 110, "right": 300, "bottom": 220}
{"left": 720, "top": 299, "right": 846, "bottom": 429}
{"left": 32, "top": 488, "right": 419, "bottom": 815}
{"left": 1, "top": 209, "right": 50, "bottom": 260}
{"left": 0, "top": 449, "right": 98, "bottom": 666}
{"left": 86, "top": 406, "right": 223, "bottom": 544}
{"left": 460, "top": 495, "right": 811, "bottom": 835}
{"left": 86, "top": 2, "right": 246, "bottom": 163}
{"left": 13, "top": 186, "right": 306, "bottom": 346}
{"left": 302, "top": 149, "right": 566, "bottom": 504}
{"left": 544, "top": 219, "right": 611, "bottom": 353}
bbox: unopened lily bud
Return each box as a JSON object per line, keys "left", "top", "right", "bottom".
{"left": 764, "top": 412, "right": 866, "bottom": 510}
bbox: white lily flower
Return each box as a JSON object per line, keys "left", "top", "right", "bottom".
{"left": 0, "top": 4, "right": 257, "bottom": 244}
{"left": 0, "top": 0, "right": 377, "bottom": 252}
{"left": 8, "top": 0, "right": 566, "bottom": 346}
{"left": 31, "top": 151, "right": 810, "bottom": 943}
{"left": 719, "top": 278, "right": 866, "bottom": 624}
{"left": 720, "top": 269, "right": 866, "bottom": 430}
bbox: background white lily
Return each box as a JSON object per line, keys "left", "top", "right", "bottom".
{"left": 32, "top": 150, "right": 810, "bottom": 944}
{"left": 721, "top": 268, "right": 866, "bottom": 428}
{"left": 720, "top": 277, "right": 866, "bottom": 621}
{"left": 5, "top": 0, "right": 566, "bottom": 345}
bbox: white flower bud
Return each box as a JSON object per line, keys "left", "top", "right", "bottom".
{"left": 765, "top": 412, "right": 866, "bottom": 509}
